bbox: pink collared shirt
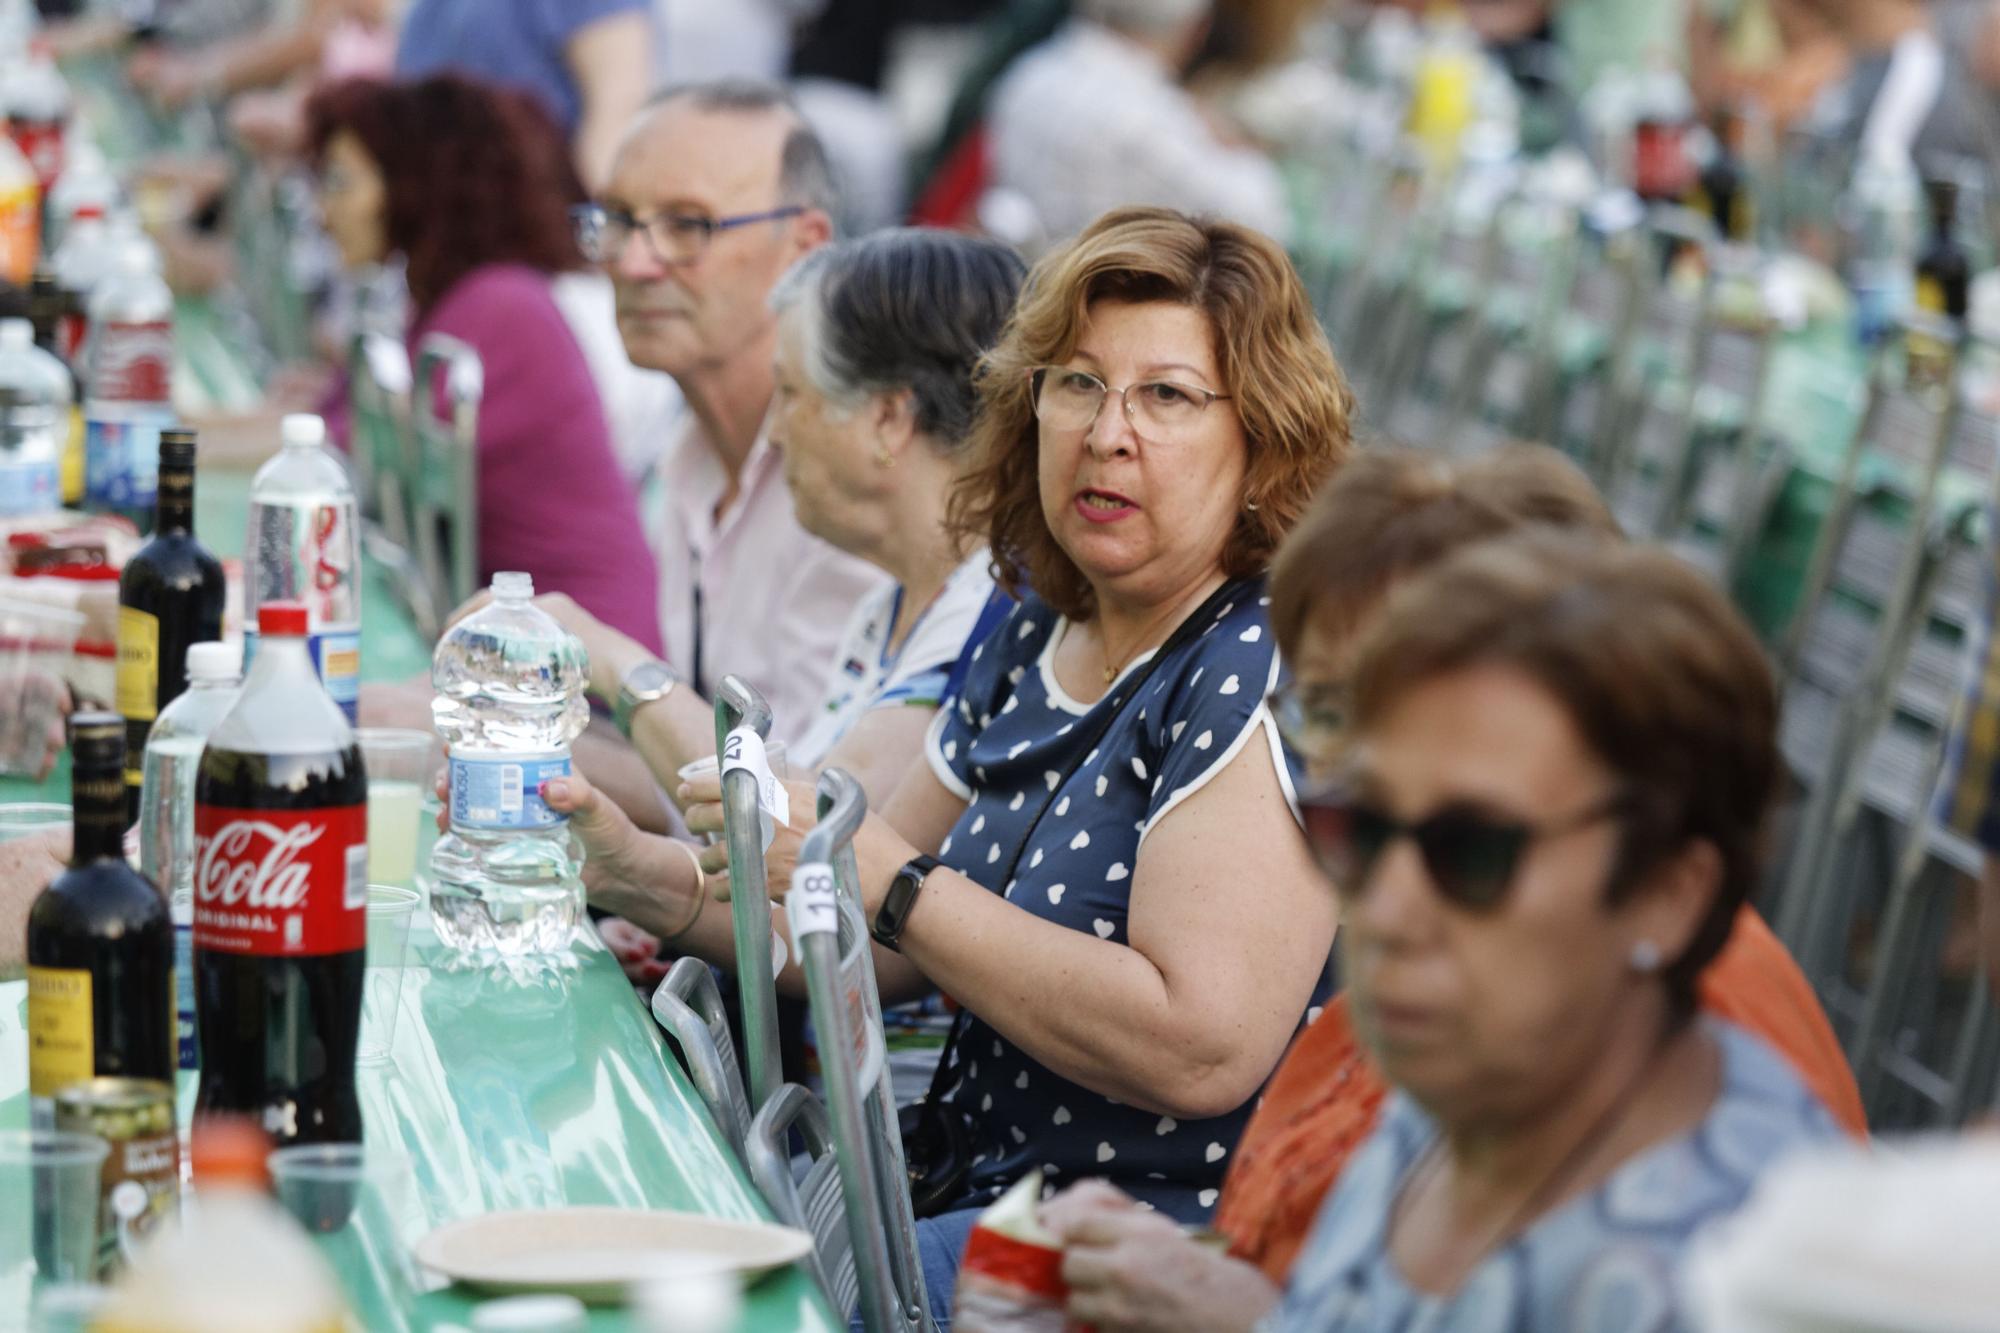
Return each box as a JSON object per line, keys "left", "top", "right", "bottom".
{"left": 651, "top": 415, "right": 888, "bottom": 748}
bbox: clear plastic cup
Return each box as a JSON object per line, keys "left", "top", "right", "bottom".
{"left": 267, "top": 1143, "right": 421, "bottom": 1322}
{"left": 0, "top": 1130, "right": 111, "bottom": 1290}
{"left": 0, "top": 600, "right": 83, "bottom": 778}
{"left": 357, "top": 884, "right": 422, "bottom": 1067}
{"left": 358, "top": 729, "right": 438, "bottom": 888}
{"left": 0, "top": 802, "right": 70, "bottom": 843}
{"left": 678, "top": 742, "right": 788, "bottom": 846}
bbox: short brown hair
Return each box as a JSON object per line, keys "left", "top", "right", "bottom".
{"left": 1269, "top": 443, "right": 1619, "bottom": 657}
{"left": 1351, "top": 532, "right": 1778, "bottom": 1013}
{"left": 950, "top": 207, "right": 1355, "bottom": 620}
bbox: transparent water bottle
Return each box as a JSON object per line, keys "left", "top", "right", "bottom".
{"left": 1844, "top": 141, "right": 1923, "bottom": 346}
{"left": 243, "top": 413, "right": 362, "bottom": 722}
{"left": 82, "top": 227, "right": 175, "bottom": 527}
{"left": 137, "top": 639, "right": 241, "bottom": 1070}
{"left": 0, "top": 317, "right": 66, "bottom": 515}
{"left": 429, "top": 572, "right": 589, "bottom": 958}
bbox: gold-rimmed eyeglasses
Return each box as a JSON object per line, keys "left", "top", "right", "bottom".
{"left": 571, "top": 202, "right": 804, "bottom": 266}
{"left": 1029, "top": 366, "right": 1231, "bottom": 437}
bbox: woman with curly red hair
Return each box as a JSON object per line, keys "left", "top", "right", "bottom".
{"left": 306, "top": 73, "right": 663, "bottom": 653}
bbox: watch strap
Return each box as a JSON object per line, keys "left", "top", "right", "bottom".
{"left": 873, "top": 853, "right": 942, "bottom": 951}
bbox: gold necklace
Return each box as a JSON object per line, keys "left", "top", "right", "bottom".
{"left": 1096, "top": 580, "right": 1222, "bottom": 684}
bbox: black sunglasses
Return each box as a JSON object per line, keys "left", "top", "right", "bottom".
{"left": 1298, "top": 785, "right": 1632, "bottom": 911}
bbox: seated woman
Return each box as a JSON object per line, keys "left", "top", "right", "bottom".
{"left": 1044, "top": 446, "right": 1864, "bottom": 1331}
{"left": 305, "top": 73, "right": 663, "bottom": 652}
{"left": 1263, "top": 530, "right": 1844, "bottom": 1327}
{"left": 570, "top": 227, "right": 1025, "bottom": 981}
{"left": 558, "top": 206, "right": 1354, "bottom": 1315}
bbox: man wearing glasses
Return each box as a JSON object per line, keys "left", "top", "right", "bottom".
{"left": 540, "top": 80, "right": 886, "bottom": 833}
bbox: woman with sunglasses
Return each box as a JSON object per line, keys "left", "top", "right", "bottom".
{"left": 1042, "top": 445, "right": 1861, "bottom": 1332}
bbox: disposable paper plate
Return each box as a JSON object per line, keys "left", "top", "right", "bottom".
{"left": 414, "top": 1206, "right": 814, "bottom": 1304}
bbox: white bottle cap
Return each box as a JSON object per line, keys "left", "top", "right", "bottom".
{"left": 281, "top": 413, "right": 326, "bottom": 449}
{"left": 0, "top": 319, "right": 28, "bottom": 351}
{"left": 492, "top": 571, "right": 534, "bottom": 599}
{"left": 184, "top": 640, "right": 243, "bottom": 683}
{"left": 469, "top": 1294, "right": 588, "bottom": 1333}
{"left": 631, "top": 1268, "right": 741, "bottom": 1333}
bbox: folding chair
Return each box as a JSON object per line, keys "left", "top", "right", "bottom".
{"left": 409, "top": 332, "right": 483, "bottom": 615}
{"left": 789, "top": 770, "right": 933, "bottom": 1333}
{"left": 650, "top": 957, "right": 754, "bottom": 1154}
{"left": 1329, "top": 145, "right": 1436, "bottom": 411}
{"left": 716, "top": 676, "right": 786, "bottom": 1116}
{"left": 1374, "top": 174, "right": 1508, "bottom": 447}
{"left": 746, "top": 1082, "right": 858, "bottom": 1317}
{"left": 1445, "top": 183, "right": 1578, "bottom": 454}
{"left": 344, "top": 334, "right": 442, "bottom": 639}
{"left": 1551, "top": 198, "right": 1649, "bottom": 483}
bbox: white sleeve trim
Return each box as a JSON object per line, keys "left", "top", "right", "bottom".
{"left": 923, "top": 705, "right": 974, "bottom": 802}
{"left": 1137, "top": 651, "right": 1291, "bottom": 845}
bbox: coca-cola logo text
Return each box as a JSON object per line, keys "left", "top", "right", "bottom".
{"left": 195, "top": 820, "right": 322, "bottom": 910}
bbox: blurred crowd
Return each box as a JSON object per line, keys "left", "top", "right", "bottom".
{"left": 7, "top": 0, "right": 2000, "bottom": 1330}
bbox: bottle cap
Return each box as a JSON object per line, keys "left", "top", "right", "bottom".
{"left": 257, "top": 601, "right": 310, "bottom": 637}
{"left": 159, "top": 428, "right": 197, "bottom": 470}
{"left": 73, "top": 203, "right": 104, "bottom": 221}
{"left": 185, "top": 640, "right": 242, "bottom": 683}
{"left": 491, "top": 572, "right": 533, "bottom": 600}
{"left": 68, "top": 710, "right": 124, "bottom": 769}
{"left": 0, "top": 319, "right": 27, "bottom": 351}
{"left": 281, "top": 413, "right": 326, "bottom": 449}
{"left": 188, "top": 1116, "right": 272, "bottom": 1190}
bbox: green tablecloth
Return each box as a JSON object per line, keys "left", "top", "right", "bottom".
{"left": 2, "top": 468, "right": 837, "bottom": 1330}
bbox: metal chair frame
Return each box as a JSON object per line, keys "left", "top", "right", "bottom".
{"left": 791, "top": 770, "right": 933, "bottom": 1333}
{"left": 649, "top": 956, "right": 754, "bottom": 1155}
{"left": 746, "top": 1082, "right": 858, "bottom": 1316}
{"left": 409, "top": 333, "right": 483, "bottom": 616}
{"left": 716, "top": 677, "right": 786, "bottom": 1116}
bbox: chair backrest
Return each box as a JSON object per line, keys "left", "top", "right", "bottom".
{"left": 410, "top": 332, "right": 483, "bottom": 614}
{"left": 650, "top": 956, "right": 753, "bottom": 1155}
{"left": 715, "top": 675, "right": 785, "bottom": 1115}
{"left": 346, "top": 333, "right": 443, "bottom": 639}
{"left": 746, "top": 1082, "right": 859, "bottom": 1317}
{"left": 789, "top": 770, "right": 933, "bottom": 1333}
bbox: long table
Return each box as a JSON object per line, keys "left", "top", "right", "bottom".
{"left": 2, "top": 470, "right": 837, "bottom": 1331}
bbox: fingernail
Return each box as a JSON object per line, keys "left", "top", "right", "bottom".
{"left": 543, "top": 778, "right": 570, "bottom": 802}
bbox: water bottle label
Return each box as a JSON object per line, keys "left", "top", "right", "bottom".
{"left": 449, "top": 751, "right": 571, "bottom": 830}
{"left": 0, "top": 453, "right": 59, "bottom": 516}
{"left": 243, "top": 625, "right": 362, "bottom": 723}
{"left": 84, "top": 409, "right": 167, "bottom": 509}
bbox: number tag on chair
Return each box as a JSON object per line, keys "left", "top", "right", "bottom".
{"left": 788, "top": 862, "right": 839, "bottom": 939}
{"left": 723, "top": 725, "right": 790, "bottom": 849}
{"left": 839, "top": 946, "right": 888, "bottom": 1098}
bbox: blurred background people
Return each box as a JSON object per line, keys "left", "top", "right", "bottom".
{"left": 305, "top": 74, "right": 663, "bottom": 652}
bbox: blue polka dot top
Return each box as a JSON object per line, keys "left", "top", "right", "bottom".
{"left": 922, "top": 578, "right": 1325, "bottom": 1221}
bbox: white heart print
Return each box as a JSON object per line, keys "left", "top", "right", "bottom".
{"left": 1240, "top": 625, "right": 1261, "bottom": 643}
{"left": 1047, "top": 884, "right": 1066, "bottom": 905}
{"left": 1015, "top": 1070, "right": 1030, "bottom": 1090}
{"left": 1219, "top": 675, "right": 1240, "bottom": 696}
{"left": 1009, "top": 792, "right": 1025, "bottom": 811}
{"left": 1095, "top": 775, "right": 1108, "bottom": 797}
{"left": 1095, "top": 1143, "right": 1116, "bottom": 1164}
{"left": 1199, "top": 1189, "right": 1218, "bottom": 1208}
{"left": 1093, "top": 919, "right": 1115, "bottom": 938}
{"left": 1205, "top": 1142, "right": 1226, "bottom": 1164}
{"left": 1156, "top": 1116, "right": 1177, "bottom": 1135}
{"left": 1053, "top": 1106, "right": 1072, "bottom": 1125}
{"left": 1131, "top": 757, "right": 1147, "bottom": 780}
{"left": 1055, "top": 797, "right": 1070, "bottom": 817}
{"left": 1193, "top": 729, "right": 1213, "bottom": 751}
{"left": 1030, "top": 848, "right": 1045, "bottom": 869}
{"left": 970, "top": 814, "right": 986, "bottom": 835}
{"left": 1105, "top": 863, "right": 1129, "bottom": 882}
{"left": 1070, "top": 830, "right": 1090, "bottom": 850}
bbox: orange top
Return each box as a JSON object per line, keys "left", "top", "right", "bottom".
{"left": 1214, "top": 905, "right": 1867, "bottom": 1285}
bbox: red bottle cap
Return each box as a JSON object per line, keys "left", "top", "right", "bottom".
{"left": 189, "top": 1116, "right": 271, "bottom": 1189}
{"left": 257, "top": 601, "right": 309, "bottom": 636}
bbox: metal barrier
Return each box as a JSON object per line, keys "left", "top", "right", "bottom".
{"left": 789, "top": 770, "right": 933, "bottom": 1333}
{"left": 716, "top": 676, "right": 785, "bottom": 1115}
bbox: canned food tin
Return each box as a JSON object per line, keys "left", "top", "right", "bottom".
{"left": 53, "top": 1077, "right": 180, "bottom": 1277}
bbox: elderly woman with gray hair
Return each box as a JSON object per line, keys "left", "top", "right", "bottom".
{"left": 534, "top": 227, "right": 1025, "bottom": 976}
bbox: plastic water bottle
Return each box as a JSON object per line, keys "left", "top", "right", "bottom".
{"left": 52, "top": 204, "right": 116, "bottom": 363}
{"left": 243, "top": 413, "right": 362, "bottom": 723}
{"left": 83, "top": 228, "right": 176, "bottom": 526}
{"left": 1845, "top": 141, "right": 1923, "bottom": 346}
{"left": 5, "top": 39, "right": 71, "bottom": 195}
{"left": 0, "top": 317, "right": 66, "bottom": 515}
{"left": 137, "top": 639, "right": 241, "bottom": 1070}
{"left": 429, "top": 572, "right": 589, "bottom": 958}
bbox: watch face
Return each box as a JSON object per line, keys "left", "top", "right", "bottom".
{"left": 626, "top": 661, "right": 676, "bottom": 697}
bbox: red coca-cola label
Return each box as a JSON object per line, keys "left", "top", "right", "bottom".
{"left": 192, "top": 804, "right": 367, "bottom": 956}
{"left": 9, "top": 119, "right": 65, "bottom": 192}
{"left": 91, "top": 319, "right": 173, "bottom": 404}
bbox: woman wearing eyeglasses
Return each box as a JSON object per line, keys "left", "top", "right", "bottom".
{"left": 1260, "top": 531, "right": 1843, "bottom": 1329}
{"left": 306, "top": 73, "right": 665, "bottom": 653}
{"left": 1039, "top": 445, "right": 1862, "bottom": 1332}
{"left": 640, "top": 205, "right": 1350, "bottom": 1316}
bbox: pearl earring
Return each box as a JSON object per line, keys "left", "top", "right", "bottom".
{"left": 1630, "top": 940, "right": 1663, "bottom": 973}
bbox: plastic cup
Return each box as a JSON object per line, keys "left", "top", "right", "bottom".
{"left": 268, "top": 1143, "right": 421, "bottom": 1320}
{"left": 0, "top": 802, "right": 70, "bottom": 843}
{"left": 359, "top": 729, "right": 437, "bottom": 888}
{"left": 678, "top": 742, "right": 788, "bottom": 846}
{"left": 0, "top": 600, "right": 83, "bottom": 778}
{"left": 357, "top": 884, "right": 422, "bottom": 1067}
{"left": 0, "top": 1130, "right": 111, "bottom": 1291}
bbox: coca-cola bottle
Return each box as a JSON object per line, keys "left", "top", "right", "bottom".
{"left": 192, "top": 600, "right": 367, "bottom": 1147}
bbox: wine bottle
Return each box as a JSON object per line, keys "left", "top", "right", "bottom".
{"left": 117, "top": 428, "right": 224, "bottom": 822}
{"left": 27, "top": 713, "right": 176, "bottom": 1127}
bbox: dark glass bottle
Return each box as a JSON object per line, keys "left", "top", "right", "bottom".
{"left": 26, "top": 713, "right": 176, "bottom": 1121}
{"left": 117, "top": 429, "right": 224, "bottom": 822}
{"left": 1693, "top": 107, "right": 1753, "bottom": 243}
{"left": 1915, "top": 177, "right": 1971, "bottom": 322}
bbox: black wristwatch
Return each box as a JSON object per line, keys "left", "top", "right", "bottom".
{"left": 873, "top": 854, "right": 941, "bottom": 951}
